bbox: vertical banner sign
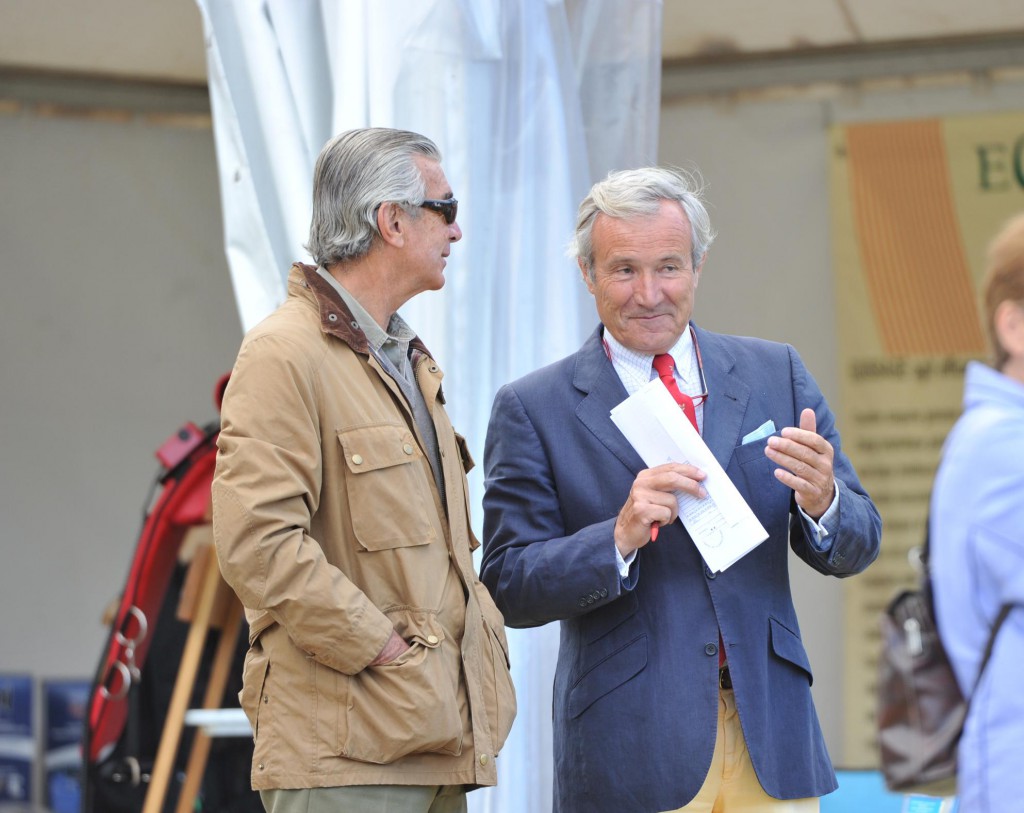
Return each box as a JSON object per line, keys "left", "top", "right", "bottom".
{"left": 830, "top": 111, "right": 1024, "bottom": 767}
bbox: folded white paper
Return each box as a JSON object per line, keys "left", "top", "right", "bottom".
{"left": 610, "top": 380, "right": 768, "bottom": 572}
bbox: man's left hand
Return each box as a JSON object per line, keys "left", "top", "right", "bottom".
{"left": 765, "top": 407, "right": 835, "bottom": 520}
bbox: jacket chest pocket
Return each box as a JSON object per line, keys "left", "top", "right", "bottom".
{"left": 338, "top": 424, "right": 437, "bottom": 550}
{"left": 732, "top": 433, "right": 788, "bottom": 509}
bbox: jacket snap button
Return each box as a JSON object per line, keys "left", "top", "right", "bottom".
{"left": 327, "top": 313, "right": 338, "bottom": 322}
{"left": 352, "top": 454, "right": 364, "bottom": 465}
{"left": 479, "top": 754, "right": 489, "bottom": 766}
{"left": 429, "top": 365, "right": 439, "bottom": 373}
{"left": 403, "top": 444, "right": 414, "bottom": 455}
{"left": 263, "top": 695, "right": 269, "bottom": 704}
{"left": 258, "top": 763, "right": 265, "bottom": 770}
{"left": 426, "top": 634, "right": 439, "bottom": 645}
{"left": 705, "top": 643, "right": 718, "bottom": 656}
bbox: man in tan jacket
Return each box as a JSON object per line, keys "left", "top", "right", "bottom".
{"left": 212, "top": 128, "right": 516, "bottom": 813}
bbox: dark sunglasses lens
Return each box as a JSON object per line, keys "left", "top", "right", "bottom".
{"left": 437, "top": 200, "right": 457, "bottom": 224}
{"left": 423, "top": 199, "right": 457, "bottom": 224}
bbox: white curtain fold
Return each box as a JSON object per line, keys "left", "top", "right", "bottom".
{"left": 195, "top": 2, "right": 662, "bottom": 809}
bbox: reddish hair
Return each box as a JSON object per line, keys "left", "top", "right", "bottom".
{"left": 983, "top": 212, "right": 1024, "bottom": 370}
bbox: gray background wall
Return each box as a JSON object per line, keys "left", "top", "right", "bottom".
{"left": 0, "top": 98, "right": 241, "bottom": 678}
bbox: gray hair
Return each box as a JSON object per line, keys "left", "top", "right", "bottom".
{"left": 306, "top": 128, "right": 442, "bottom": 265}
{"left": 572, "top": 166, "right": 716, "bottom": 278}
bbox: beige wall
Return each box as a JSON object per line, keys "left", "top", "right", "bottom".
{"left": 2, "top": 0, "right": 206, "bottom": 83}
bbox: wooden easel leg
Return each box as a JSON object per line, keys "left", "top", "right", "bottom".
{"left": 174, "top": 595, "right": 245, "bottom": 813}
{"left": 142, "top": 548, "right": 224, "bottom": 813}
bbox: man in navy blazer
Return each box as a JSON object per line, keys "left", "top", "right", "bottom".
{"left": 481, "top": 167, "right": 881, "bottom": 812}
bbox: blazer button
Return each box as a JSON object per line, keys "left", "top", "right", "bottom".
{"left": 479, "top": 754, "right": 490, "bottom": 766}
{"left": 599, "top": 588, "right": 608, "bottom": 598}
{"left": 351, "top": 454, "right": 364, "bottom": 465}
{"left": 578, "top": 598, "right": 588, "bottom": 608}
{"left": 705, "top": 567, "right": 717, "bottom": 580}
{"left": 704, "top": 642, "right": 718, "bottom": 657}
{"left": 426, "top": 634, "right": 439, "bottom": 645}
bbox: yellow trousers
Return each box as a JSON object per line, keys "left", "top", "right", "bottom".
{"left": 664, "top": 689, "right": 820, "bottom": 813}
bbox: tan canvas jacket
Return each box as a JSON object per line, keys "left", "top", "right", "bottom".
{"left": 212, "top": 263, "right": 516, "bottom": 791}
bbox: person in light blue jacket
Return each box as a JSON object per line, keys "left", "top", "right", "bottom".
{"left": 931, "top": 212, "right": 1024, "bottom": 813}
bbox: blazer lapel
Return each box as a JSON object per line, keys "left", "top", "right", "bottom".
{"left": 693, "top": 325, "right": 751, "bottom": 470}
{"left": 572, "top": 324, "right": 753, "bottom": 476}
{"left": 573, "top": 326, "right": 647, "bottom": 475}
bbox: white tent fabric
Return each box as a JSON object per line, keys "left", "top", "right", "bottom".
{"left": 195, "top": 1, "right": 662, "bottom": 809}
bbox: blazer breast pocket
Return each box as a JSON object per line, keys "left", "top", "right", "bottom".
{"left": 732, "top": 433, "right": 787, "bottom": 504}
{"left": 733, "top": 433, "right": 773, "bottom": 465}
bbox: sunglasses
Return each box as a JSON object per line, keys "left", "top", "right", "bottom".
{"left": 419, "top": 198, "right": 458, "bottom": 225}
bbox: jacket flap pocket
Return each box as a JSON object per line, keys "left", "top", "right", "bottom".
{"left": 336, "top": 424, "right": 436, "bottom": 551}
{"left": 769, "top": 616, "right": 812, "bottom": 683}
{"left": 454, "top": 431, "right": 475, "bottom": 474}
{"left": 239, "top": 647, "right": 270, "bottom": 738}
{"left": 388, "top": 609, "right": 446, "bottom": 649}
{"left": 568, "top": 635, "right": 647, "bottom": 719}
{"left": 339, "top": 423, "right": 423, "bottom": 473}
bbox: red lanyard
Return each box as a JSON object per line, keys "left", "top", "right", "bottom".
{"left": 602, "top": 325, "right": 708, "bottom": 403}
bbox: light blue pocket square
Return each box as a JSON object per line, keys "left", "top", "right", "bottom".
{"left": 742, "top": 420, "right": 776, "bottom": 445}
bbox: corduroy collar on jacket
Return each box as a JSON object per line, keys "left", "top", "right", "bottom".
{"left": 292, "top": 262, "right": 434, "bottom": 362}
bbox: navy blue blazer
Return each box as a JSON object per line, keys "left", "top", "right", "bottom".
{"left": 481, "top": 323, "right": 881, "bottom": 813}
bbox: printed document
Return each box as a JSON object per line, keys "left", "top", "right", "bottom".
{"left": 610, "top": 380, "right": 768, "bottom": 572}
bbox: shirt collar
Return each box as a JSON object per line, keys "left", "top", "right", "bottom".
{"left": 603, "top": 325, "right": 698, "bottom": 387}
{"left": 314, "top": 265, "right": 415, "bottom": 354}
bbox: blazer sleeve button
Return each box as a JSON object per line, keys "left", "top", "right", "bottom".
{"left": 704, "top": 642, "right": 718, "bottom": 656}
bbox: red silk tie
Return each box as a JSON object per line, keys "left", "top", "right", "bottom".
{"left": 652, "top": 354, "right": 725, "bottom": 669}
{"left": 653, "top": 354, "right": 698, "bottom": 432}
